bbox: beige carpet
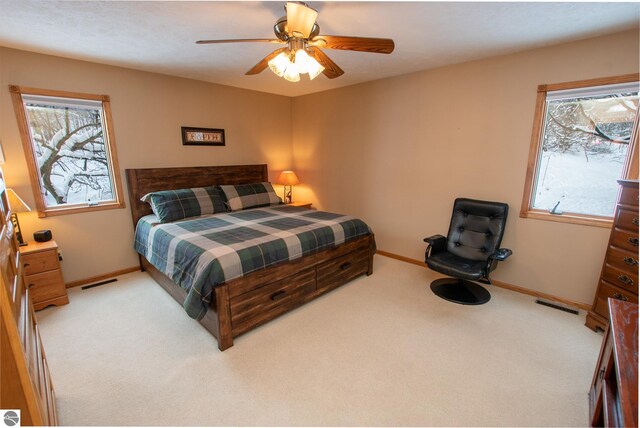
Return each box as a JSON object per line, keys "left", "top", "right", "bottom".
{"left": 36, "top": 255, "right": 602, "bottom": 426}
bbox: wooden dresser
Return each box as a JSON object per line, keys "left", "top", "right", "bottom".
{"left": 0, "top": 168, "right": 58, "bottom": 425}
{"left": 588, "top": 299, "right": 638, "bottom": 427}
{"left": 586, "top": 180, "right": 639, "bottom": 332}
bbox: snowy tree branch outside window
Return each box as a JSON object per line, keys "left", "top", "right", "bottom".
{"left": 10, "top": 86, "right": 124, "bottom": 216}
{"left": 528, "top": 80, "right": 638, "bottom": 219}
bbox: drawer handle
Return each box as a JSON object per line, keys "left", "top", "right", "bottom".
{"left": 270, "top": 290, "right": 287, "bottom": 301}
{"left": 623, "top": 257, "right": 639, "bottom": 267}
{"left": 617, "top": 275, "right": 634, "bottom": 286}
{"left": 340, "top": 262, "right": 352, "bottom": 270}
{"left": 23, "top": 263, "right": 30, "bottom": 268}
{"left": 628, "top": 237, "right": 639, "bottom": 246}
{"left": 633, "top": 218, "right": 639, "bottom": 226}
{"left": 613, "top": 292, "right": 628, "bottom": 302}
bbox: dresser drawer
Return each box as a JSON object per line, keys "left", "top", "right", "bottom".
{"left": 590, "top": 327, "right": 614, "bottom": 415}
{"left": 619, "top": 185, "right": 639, "bottom": 207}
{"left": 610, "top": 228, "right": 639, "bottom": 253}
{"left": 230, "top": 268, "right": 316, "bottom": 335}
{"left": 602, "top": 263, "right": 638, "bottom": 294}
{"left": 26, "top": 270, "right": 66, "bottom": 304}
{"left": 593, "top": 281, "right": 638, "bottom": 318}
{"left": 605, "top": 246, "right": 639, "bottom": 274}
{"left": 615, "top": 208, "right": 639, "bottom": 232}
{"left": 23, "top": 249, "right": 59, "bottom": 276}
{"left": 317, "top": 247, "right": 370, "bottom": 294}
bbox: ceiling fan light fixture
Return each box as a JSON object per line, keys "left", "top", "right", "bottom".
{"left": 268, "top": 48, "right": 323, "bottom": 82}
{"left": 283, "top": 64, "right": 300, "bottom": 82}
{"left": 268, "top": 51, "right": 291, "bottom": 77}
{"left": 197, "top": 1, "right": 395, "bottom": 81}
{"left": 198, "top": 2, "right": 395, "bottom": 81}
{"left": 294, "top": 49, "right": 324, "bottom": 80}
{"left": 307, "top": 62, "right": 324, "bottom": 80}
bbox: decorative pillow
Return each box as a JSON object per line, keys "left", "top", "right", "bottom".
{"left": 218, "top": 182, "right": 281, "bottom": 211}
{"left": 141, "top": 186, "right": 227, "bottom": 223}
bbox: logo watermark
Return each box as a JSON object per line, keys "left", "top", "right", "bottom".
{"left": 2, "top": 410, "right": 20, "bottom": 427}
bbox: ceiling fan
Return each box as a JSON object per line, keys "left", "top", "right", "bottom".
{"left": 196, "top": 2, "right": 395, "bottom": 82}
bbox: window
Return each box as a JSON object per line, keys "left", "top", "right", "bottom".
{"left": 521, "top": 75, "right": 639, "bottom": 227}
{"left": 10, "top": 86, "right": 124, "bottom": 217}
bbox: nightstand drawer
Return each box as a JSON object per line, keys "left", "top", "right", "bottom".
{"left": 23, "top": 250, "right": 59, "bottom": 275}
{"left": 20, "top": 240, "right": 68, "bottom": 310}
{"left": 26, "top": 270, "right": 66, "bottom": 304}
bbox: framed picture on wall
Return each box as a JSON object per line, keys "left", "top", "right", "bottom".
{"left": 181, "top": 127, "right": 225, "bottom": 146}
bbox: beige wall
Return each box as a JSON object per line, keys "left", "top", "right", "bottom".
{"left": 1, "top": 30, "right": 637, "bottom": 303}
{"left": 291, "top": 30, "right": 639, "bottom": 305}
{"left": 0, "top": 47, "right": 293, "bottom": 283}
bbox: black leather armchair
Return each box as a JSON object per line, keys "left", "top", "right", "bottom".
{"left": 424, "top": 198, "right": 512, "bottom": 305}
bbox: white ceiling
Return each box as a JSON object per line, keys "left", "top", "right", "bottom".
{"left": 0, "top": 1, "right": 638, "bottom": 97}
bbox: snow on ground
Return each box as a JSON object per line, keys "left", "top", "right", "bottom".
{"left": 533, "top": 149, "right": 627, "bottom": 217}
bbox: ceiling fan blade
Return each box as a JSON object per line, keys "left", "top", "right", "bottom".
{"left": 245, "top": 47, "right": 288, "bottom": 75}
{"left": 310, "top": 36, "right": 395, "bottom": 54}
{"left": 196, "top": 39, "right": 284, "bottom": 45}
{"left": 307, "top": 47, "right": 344, "bottom": 79}
{"left": 286, "top": 2, "right": 318, "bottom": 38}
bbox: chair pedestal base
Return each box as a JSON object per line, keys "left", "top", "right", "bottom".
{"left": 430, "top": 278, "right": 491, "bottom": 305}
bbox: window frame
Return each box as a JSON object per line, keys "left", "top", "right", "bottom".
{"left": 9, "top": 85, "right": 125, "bottom": 217}
{"left": 520, "top": 74, "right": 639, "bottom": 228}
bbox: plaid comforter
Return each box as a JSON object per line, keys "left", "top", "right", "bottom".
{"left": 134, "top": 205, "right": 372, "bottom": 320}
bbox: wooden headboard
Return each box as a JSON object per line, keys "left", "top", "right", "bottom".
{"left": 125, "top": 164, "right": 268, "bottom": 227}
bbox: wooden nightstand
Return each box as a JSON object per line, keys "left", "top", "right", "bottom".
{"left": 288, "top": 201, "right": 312, "bottom": 208}
{"left": 20, "top": 240, "right": 68, "bottom": 310}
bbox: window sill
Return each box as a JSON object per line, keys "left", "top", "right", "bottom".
{"left": 37, "top": 201, "right": 125, "bottom": 218}
{"left": 520, "top": 209, "right": 613, "bottom": 228}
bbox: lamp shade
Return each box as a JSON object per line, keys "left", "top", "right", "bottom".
{"left": 268, "top": 51, "right": 290, "bottom": 77}
{"left": 276, "top": 171, "right": 300, "bottom": 186}
{"left": 294, "top": 49, "right": 324, "bottom": 80}
{"left": 7, "top": 189, "right": 31, "bottom": 213}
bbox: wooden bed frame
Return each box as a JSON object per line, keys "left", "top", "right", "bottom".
{"left": 126, "top": 164, "right": 375, "bottom": 351}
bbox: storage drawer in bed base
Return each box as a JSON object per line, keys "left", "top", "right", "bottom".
{"left": 141, "top": 233, "right": 375, "bottom": 351}
{"left": 317, "top": 247, "right": 370, "bottom": 294}
{"left": 230, "top": 268, "right": 317, "bottom": 336}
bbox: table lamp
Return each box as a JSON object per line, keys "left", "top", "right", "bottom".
{"left": 276, "top": 170, "right": 300, "bottom": 204}
{"left": 7, "top": 188, "right": 31, "bottom": 246}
